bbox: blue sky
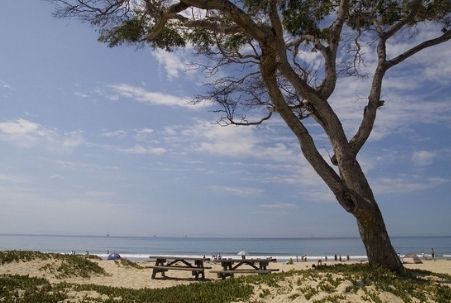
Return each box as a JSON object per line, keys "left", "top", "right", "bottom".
{"left": 0, "top": 0, "right": 450, "bottom": 237}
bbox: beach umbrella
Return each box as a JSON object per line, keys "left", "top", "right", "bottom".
{"left": 402, "top": 253, "right": 422, "bottom": 264}
{"left": 107, "top": 253, "right": 121, "bottom": 260}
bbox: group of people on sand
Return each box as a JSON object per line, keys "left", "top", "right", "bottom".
{"left": 296, "top": 254, "right": 350, "bottom": 263}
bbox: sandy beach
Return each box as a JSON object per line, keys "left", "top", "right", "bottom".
{"left": 0, "top": 256, "right": 450, "bottom": 289}
{"left": 1, "top": 251, "right": 450, "bottom": 303}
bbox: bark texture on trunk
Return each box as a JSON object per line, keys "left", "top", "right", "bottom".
{"left": 338, "top": 158, "right": 404, "bottom": 273}
{"left": 354, "top": 200, "right": 404, "bottom": 273}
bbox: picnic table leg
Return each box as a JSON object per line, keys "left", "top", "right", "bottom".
{"left": 151, "top": 259, "right": 167, "bottom": 279}
{"left": 194, "top": 260, "right": 204, "bottom": 279}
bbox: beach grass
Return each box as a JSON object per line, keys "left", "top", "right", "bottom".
{"left": 0, "top": 250, "right": 106, "bottom": 278}
{"left": 0, "top": 274, "right": 253, "bottom": 303}
{"left": 115, "top": 258, "right": 144, "bottom": 269}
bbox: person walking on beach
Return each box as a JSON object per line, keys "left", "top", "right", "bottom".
{"left": 431, "top": 248, "right": 435, "bottom": 261}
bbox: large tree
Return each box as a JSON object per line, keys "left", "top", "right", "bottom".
{"left": 52, "top": 0, "right": 450, "bottom": 272}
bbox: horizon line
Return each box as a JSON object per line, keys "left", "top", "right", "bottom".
{"left": 1, "top": 233, "right": 450, "bottom": 239}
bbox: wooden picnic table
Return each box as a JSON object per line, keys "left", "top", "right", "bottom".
{"left": 211, "top": 257, "right": 278, "bottom": 279}
{"left": 148, "top": 256, "right": 211, "bottom": 279}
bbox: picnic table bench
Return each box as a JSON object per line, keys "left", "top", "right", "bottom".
{"left": 211, "top": 257, "right": 278, "bottom": 279}
{"left": 148, "top": 256, "right": 211, "bottom": 279}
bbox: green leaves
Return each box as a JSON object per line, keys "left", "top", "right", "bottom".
{"left": 348, "top": 0, "right": 451, "bottom": 30}
{"left": 98, "top": 14, "right": 186, "bottom": 51}
{"left": 223, "top": 33, "right": 248, "bottom": 51}
{"left": 282, "top": 0, "right": 333, "bottom": 36}
{"left": 99, "top": 17, "right": 145, "bottom": 47}
{"left": 150, "top": 25, "right": 186, "bottom": 51}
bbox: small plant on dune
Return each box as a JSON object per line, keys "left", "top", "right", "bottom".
{"left": 0, "top": 250, "right": 106, "bottom": 278}
{"left": 258, "top": 288, "right": 271, "bottom": 298}
{"left": 317, "top": 281, "right": 335, "bottom": 293}
{"left": 300, "top": 285, "right": 319, "bottom": 300}
{"left": 363, "top": 288, "right": 383, "bottom": 303}
{"left": 312, "top": 294, "right": 346, "bottom": 303}
{"left": 55, "top": 255, "right": 106, "bottom": 278}
{"left": 296, "top": 277, "right": 303, "bottom": 286}
{"left": 0, "top": 251, "right": 52, "bottom": 264}
{"left": 116, "top": 258, "right": 143, "bottom": 269}
{"left": 0, "top": 275, "right": 68, "bottom": 302}
{"left": 72, "top": 278, "right": 254, "bottom": 303}
{"left": 315, "top": 263, "right": 451, "bottom": 302}
{"left": 85, "top": 254, "right": 102, "bottom": 260}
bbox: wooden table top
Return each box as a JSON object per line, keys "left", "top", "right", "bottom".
{"left": 148, "top": 255, "right": 210, "bottom": 261}
{"left": 215, "top": 258, "right": 277, "bottom": 263}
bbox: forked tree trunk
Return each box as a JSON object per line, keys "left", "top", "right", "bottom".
{"left": 353, "top": 198, "right": 404, "bottom": 273}
{"left": 260, "top": 50, "right": 405, "bottom": 273}
{"left": 334, "top": 157, "right": 404, "bottom": 273}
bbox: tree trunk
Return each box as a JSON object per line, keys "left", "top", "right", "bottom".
{"left": 336, "top": 156, "right": 404, "bottom": 273}
{"left": 354, "top": 201, "right": 404, "bottom": 273}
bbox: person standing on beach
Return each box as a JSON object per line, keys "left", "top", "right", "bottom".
{"left": 431, "top": 248, "right": 435, "bottom": 261}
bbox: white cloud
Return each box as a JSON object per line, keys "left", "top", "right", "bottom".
{"left": 120, "top": 144, "right": 167, "bottom": 156}
{"left": 101, "top": 130, "right": 127, "bottom": 138}
{"left": 164, "top": 126, "right": 178, "bottom": 136}
{"left": 0, "top": 119, "right": 52, "bottom": 138}
{"left": 329, "top": 68, "right": 451, "bottom": 142}
{"left": 152, "top": 49, "right": 191, "bottom": 79}
{"left": 73, "top": 91, "right": 90, "bottom": 98}
{"left": 210, "top": 185, "right": 264, "bottom": 196}
{"left": 134, "top": 128, "right": 154, "bottom": 142}
{"left": 412, "top": 150, "right": 438, "bottom": 166}
{"left": 0, "top": 119, "right": 84, "bottom": 150}
{"left": 110, "top": 84, "right": 207, "bottom": 109}
{"left": 61, "top": 131, "right": 84, "bottom": 149}
{"left": 1, "top": 80, "right": 12, "bottom": 90}
{"left": 180, "top": 120, "right": 301, "bottom": 162}
{"left": 372, "top": 176, "right": 448, "bottom": 194}
{"left": 183, "top": 121, "right": 259, "bottom": 156}
{"left": 328, "top": 23, "right": 451, "bottom": 142}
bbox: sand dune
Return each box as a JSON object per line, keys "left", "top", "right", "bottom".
{"left": 0, "top": 256, "right": 450, "bottom": 289}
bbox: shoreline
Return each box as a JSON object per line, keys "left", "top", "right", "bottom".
{"left": 5, "top": 249, "right": 451, "bottom": 262}
{"left": 2, "top": 234, "right": 449, "bottom": 261}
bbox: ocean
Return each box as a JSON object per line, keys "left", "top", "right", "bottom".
{"left": 1, "top": 234, "right": 450, "bottom": 261}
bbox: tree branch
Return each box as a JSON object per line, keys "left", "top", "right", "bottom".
{"left": 260, "top": 51, "right": 355, "bottom": 213}
{"left": 182, "top": 0, "right": 269, "bottom": 42}
{"left": 341, "top": 29, "right": 451, "bottom": 165}
{"left": 147, "top": 2, "right": 190, "bottom": 40}
{"left": 386, "top": 30, "right": 451, "bottom": 69}
{"left": 273, "top": 39, "right": 351, "bottom": 167}
{"left": 318, "top": 0, "right": 349, "bottom": 99}
{"left": 219, "top": 110, "right": 273, "bottom": 126}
